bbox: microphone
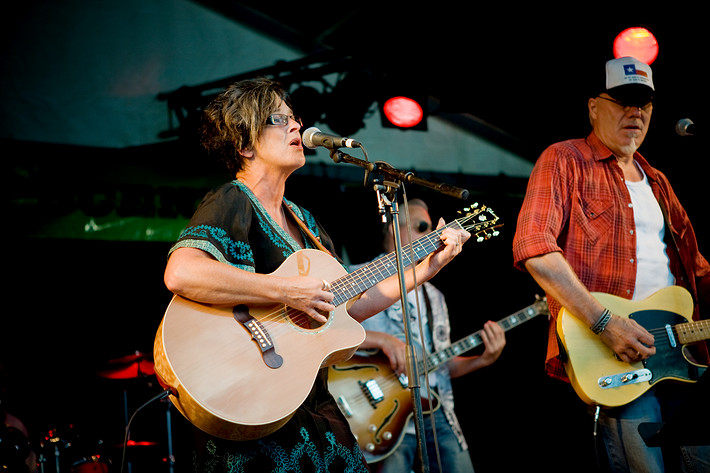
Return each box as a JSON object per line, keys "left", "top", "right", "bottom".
{"left": 675, "top": 118, "right": 696, "bottom": 136}
{"left": 302, "top": 127, "right": 362, "bottom": 150}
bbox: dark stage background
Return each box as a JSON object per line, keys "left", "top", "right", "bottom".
{"left": 3, "top": 6, "right": 709, "bottom": 470}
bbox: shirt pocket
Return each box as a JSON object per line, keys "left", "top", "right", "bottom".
{"left": 576, "top": 197, "right": 615, "bottom": 244}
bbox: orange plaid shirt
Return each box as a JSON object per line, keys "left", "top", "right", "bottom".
{"left": 513, "top": 132, "right": 710, "bottom": 380}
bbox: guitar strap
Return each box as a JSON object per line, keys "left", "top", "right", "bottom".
{"left": 283, "top": 203, "right": 332, "bottom": 255}
{"left": 421, "top": 284, "right": 435, "bottom": 345}
{"left": 419, "top": 284, "right": 439, "bottom": 400}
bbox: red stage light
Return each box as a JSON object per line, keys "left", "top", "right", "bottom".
{"left": 613, "top": 27, "right": 658, "bottom": 65}
{"left": 382, "top": 96, "right": 424, "bottom": 128}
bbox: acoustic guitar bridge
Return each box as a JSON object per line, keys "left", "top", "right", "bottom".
{"left": 233, "top": 304, "right": 283, "bottom": 369}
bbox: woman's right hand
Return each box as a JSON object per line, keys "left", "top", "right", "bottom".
{"left": 279, "top": 276, "right": 336, "bottom": 324}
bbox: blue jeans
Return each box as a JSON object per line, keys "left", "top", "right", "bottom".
{"left": 370, "top": 409, "right": 474, "bottom": 473}
{"left": 598, "top": 388, "right": 710, "bottom": 472}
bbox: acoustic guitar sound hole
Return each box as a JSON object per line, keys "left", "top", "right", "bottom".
{"left": 287, "top": 307, "right": 330, "bottom": 329}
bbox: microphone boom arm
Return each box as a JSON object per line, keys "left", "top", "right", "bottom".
{"left": 328, "top": 149, "right": 470, "bottom": 200}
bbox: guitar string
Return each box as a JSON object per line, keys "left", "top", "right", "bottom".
{"left": 648, "top": 320, "right": 710, "bottom": 345}
{"left": 645, "top": 320, "right": 709, "bottom": 337}
{"left": 277, "top": 210, "right": 495, "bottom": 328}
{"left": 242, "top": 211, "right": 497, "bottom": 342}
{"left": 335, "top": 305, "right": 545, "bottom": 414}
{"left": 204, "top": 211, "right": 494, "bottom": 342}
{"left": 260, "top": 230, "right": 445, "bottom": 326}
{"left": 582, "top": 320, "right": 710, "bottom": 353}
{"left": 254, "top": 226, "right": 451, "bottom": 330}
{"left": 329, "top": 210, "right": 498, "bottom": 301}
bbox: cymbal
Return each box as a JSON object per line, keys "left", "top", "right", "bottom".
{"left": 97, "top": 351, "right": 155, "bottom": 379}
{"left": 97, "top": 363, "right": 154, "bottom": 379}
{"left": 107, "top": 351, "right": 152, "bottom": 365}
{"left": 110, "top": 440, "right": 159, "bottom": 448}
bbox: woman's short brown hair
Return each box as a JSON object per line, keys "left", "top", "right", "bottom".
{"left": 200, "top": 77, "right": 290, "bottom": 175}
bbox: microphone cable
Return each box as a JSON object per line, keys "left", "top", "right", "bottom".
{"left": 119, "top": 388, "right": 172, "bottom": 473}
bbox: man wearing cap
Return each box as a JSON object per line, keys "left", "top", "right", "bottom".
{"left": 513, "top": 56, "right": 710, "bottom": 472}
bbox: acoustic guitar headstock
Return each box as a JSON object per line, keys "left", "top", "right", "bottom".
{"left": 454, "top": 203, "right": 502, "bottom": 243}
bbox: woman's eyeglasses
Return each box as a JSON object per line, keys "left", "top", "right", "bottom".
{"left": 266, "top": 114, "right": 303, "bottom": 127}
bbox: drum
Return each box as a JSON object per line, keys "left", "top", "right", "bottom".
{"left": 70, "top": 455, "right": 110, "bottom": 473}
{"left": 0, "top": 424, "right": 36, "bottom": 472}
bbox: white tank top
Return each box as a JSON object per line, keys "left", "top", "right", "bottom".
{"left": 625, "top": 165, "right": 675, "bottom": 300}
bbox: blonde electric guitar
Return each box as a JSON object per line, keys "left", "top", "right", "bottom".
{"left": 328, "top": 297, "right": 548, "bottom": 463}
{"left": 558, "top": 285, "right": 708, "bottom": 407}
{"left": 153, "top": 204, "right": 501, "bottom": 441}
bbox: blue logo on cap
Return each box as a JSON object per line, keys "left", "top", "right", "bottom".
{"left": 624, "top": 64, "right": 648, "bottom": 79}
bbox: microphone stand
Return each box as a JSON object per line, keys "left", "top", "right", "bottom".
{"left": 327, "top": 148, "right": 468, "bottom": 473}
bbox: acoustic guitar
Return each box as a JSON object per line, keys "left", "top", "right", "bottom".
{"left": 328, "top": 297, "right": 548, "bottom": 462}
{"left": 557, "top": 285, "right": 708, "bottom": 407}
{"left": 153, "top": 204, "right": 501, "bottom": 440}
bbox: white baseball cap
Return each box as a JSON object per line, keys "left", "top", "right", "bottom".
{"left": 603, "top": 56, "right": 654, "bottom": 105}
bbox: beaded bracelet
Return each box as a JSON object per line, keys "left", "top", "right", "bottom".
{"left": 590, "top": 308, "right": 612, "bottom": 335}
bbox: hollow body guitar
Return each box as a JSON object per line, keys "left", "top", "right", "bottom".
{"left": 328, "top": 297, "right": 548, "bottom": 463}
{"left": 558, "top": 285, "right": 708, "bottom": 407}
{"left": 153, "top": 204, "right": 501, "bottom": 441}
